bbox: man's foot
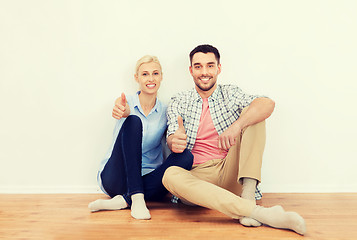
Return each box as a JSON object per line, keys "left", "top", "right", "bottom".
{"left": 240, "top": 178, "right": 262, "bottom": 227}
{"left": 250, "top": 205, "right": 306, "bottom": 235}
{"left": 239, "top": 217, "right": 262, "bottom": 227}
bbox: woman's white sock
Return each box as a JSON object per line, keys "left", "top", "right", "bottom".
{"left": 130, "top": 193, "right": 151, "bottom": 220}
{"left": 88, "top": 195, "right": 128, "bottom": 212}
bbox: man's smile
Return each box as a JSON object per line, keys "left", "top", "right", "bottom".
{"left": 199, "top": 77, "right": 212, "bottom": 83}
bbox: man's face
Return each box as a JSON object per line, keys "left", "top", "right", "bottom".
{"left": 189, "top": 52, "right": 221, "bottom": 97}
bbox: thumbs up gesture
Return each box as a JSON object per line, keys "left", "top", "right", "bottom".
{"left": 112, "top": 93, "right": 130, "bottom": 120}
{"left": 170, "top": 116, "right": 187, "bottom": 153}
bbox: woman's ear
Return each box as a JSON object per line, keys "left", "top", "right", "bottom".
{"left": 134, "top": 73, "right": 139, "bottom": 83}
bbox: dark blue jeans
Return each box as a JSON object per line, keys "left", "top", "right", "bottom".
{"left": 100, "top": 115, "right": 193, "bottom": 206}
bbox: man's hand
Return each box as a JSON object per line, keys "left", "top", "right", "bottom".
{"left": 112, "top": 93, "right": 129, "bottom": 120}
{"left": 170, "top": 116, "right": 187, "bottom": 153}
{"left": 218, "top": 123, "right": 242, "bottom": 151}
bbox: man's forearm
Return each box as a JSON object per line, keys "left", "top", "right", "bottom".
{"left": 235, "top": 97, "right": 275, "bottom": 130}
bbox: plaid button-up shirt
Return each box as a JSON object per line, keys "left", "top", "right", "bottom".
{"left": 167, "top": 84, "right": 262, "bottom": 149}
{"left": 167, "top": 84, "right": 264, "bottom": 199}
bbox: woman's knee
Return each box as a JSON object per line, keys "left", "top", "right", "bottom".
{"left": 181, "top": 149, "right": 194, "bottom": 169}
{"left": 117, "top": 115, "right": 143, "bottom": 143}
{"left": 169, "top": 149, "right": 193, "bottom": 170}
{"left": 125, "top": 115, "right": 142, "bottom": 125}
{"left": 122, "top": 115, "right": 142, "bottom": 132}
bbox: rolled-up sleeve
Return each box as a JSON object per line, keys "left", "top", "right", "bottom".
{"left": 229, "top": 85, "right": 267, "bottom": 115}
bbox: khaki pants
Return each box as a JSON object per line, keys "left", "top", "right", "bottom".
{"left": 162, "top": 119, "right": 266, "bottom": 219}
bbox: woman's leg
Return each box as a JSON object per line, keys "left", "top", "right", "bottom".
{"left": 106, "top": 116, "right": 144, "bottom": 198}
{"left": 89, "top": 116, "right": 149, "bottom": 219}
{"left": 142, "top": 149, "right": 193, "bottom": 201}
{"left": 101, "top": 115, "right": 144, "bottom": 200}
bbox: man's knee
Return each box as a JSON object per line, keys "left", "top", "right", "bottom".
{"left": 242, "top": 119, "right": 266, "bottom": 135}
{"left": 162, "top": 166, "right": 185, "bottom": 187}
{"left": 241, "top": 106, "right": 249, "bottom": 116}
{"left": 240, "top": 107, "right": 266, "bottom": 131}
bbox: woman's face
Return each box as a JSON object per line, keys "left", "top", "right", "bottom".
{"left": 135, "top": 62, "right": 162, "bottom": 95}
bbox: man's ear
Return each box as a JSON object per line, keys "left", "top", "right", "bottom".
{"left": 189, "top": 66, "right": 193, "bottom": 76}
{"left": 217, "top": 64, "right": 222, "bottom": 75}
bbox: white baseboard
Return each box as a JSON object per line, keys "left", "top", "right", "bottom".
{"left": 0, "top": 186, "right": 102, "bottom": 194}
{"left": 260, "top": 184, "right": 357, "bottom": 193}
{"left": 0, "top": 185, "right": 356, "bottom": 194}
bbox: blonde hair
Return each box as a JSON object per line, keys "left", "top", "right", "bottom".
{"left": 135, "top": 55, "right": 162, "bottom": 75}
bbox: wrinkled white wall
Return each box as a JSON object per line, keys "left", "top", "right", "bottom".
{"left": 1, "top": 0, "right": 356, "bottom": 193}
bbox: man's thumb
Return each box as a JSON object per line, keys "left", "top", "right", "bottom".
{"left": 177, "top": 116, "right": 185, "bottom": 133}
{"left": 121, "top": 93, "right": 126, "bottom": 105}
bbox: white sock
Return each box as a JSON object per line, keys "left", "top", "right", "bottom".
{"left": 130, "top": 193, "right": 151, "bottom": 220}
{"left": 250, "top": 205, "right": 306, "bottom": 235}
{"left": 88, "top": 195, "right": 128, "bottom": 212}
{"left": 241, "top": 178, "right": 257, "bottom": 200}
{"left": 239, "top": 178, "right": 262, "bottom": 227}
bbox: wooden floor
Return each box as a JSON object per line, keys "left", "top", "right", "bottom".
{"left": 0, "top": 193, "right": 356, "bottom": 240}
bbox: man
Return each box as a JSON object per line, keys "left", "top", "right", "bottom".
{"left": 163, "top": 44, "right": 306, "bottom": 235}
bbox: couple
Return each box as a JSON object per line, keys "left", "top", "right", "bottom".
{"left": 88, "top": 44, "right": 306, "bottom": 235}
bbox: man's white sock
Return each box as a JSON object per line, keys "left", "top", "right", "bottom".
{"left": 250, "top": 205, "right": 307, "bottom": 235}
{"left": 239, "top": 178, "right": 262, "bottom": 227}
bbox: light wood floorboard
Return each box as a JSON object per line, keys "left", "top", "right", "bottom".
{"left": 0, "top": 193, "right": 356, "bottom": 239}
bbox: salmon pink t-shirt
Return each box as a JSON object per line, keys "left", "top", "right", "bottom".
{"left": 191, "top": 98, "right": 228, "bottom": 165}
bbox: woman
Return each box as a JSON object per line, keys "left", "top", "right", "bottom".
{"left": 88, "top": 55, "right": 193, "bottom": 220}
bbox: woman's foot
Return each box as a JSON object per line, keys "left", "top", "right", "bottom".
{"left": 130, "top": 193, "right": 151, "bottom": 220}
{"left": 88, "top": 195, "right": 128, "bottom": 212}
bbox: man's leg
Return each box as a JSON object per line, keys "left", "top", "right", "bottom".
{"left": 238, "top": 119, "right": 266, "bottom": 226}
{"left": 237, "top": 120, "right": 266, "bottom": 184}
{"left": 162, "top": 166, "right": 256, "bottom": 218}
{"left": 162, "top": 166, "right": 306, "bottom": 235}
{"left": 217, "top": 119, "right": 266, "bottom": 226}
{"left": 165, "top": 119, "right": 265, "bottom": 224}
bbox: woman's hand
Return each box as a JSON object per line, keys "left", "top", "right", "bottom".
{"left": 112, "top": 93, "right": 130, "bottom": 119}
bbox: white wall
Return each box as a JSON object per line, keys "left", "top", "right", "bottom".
{"left": 1, "top": 0, "right": 356, "bottom": 193}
